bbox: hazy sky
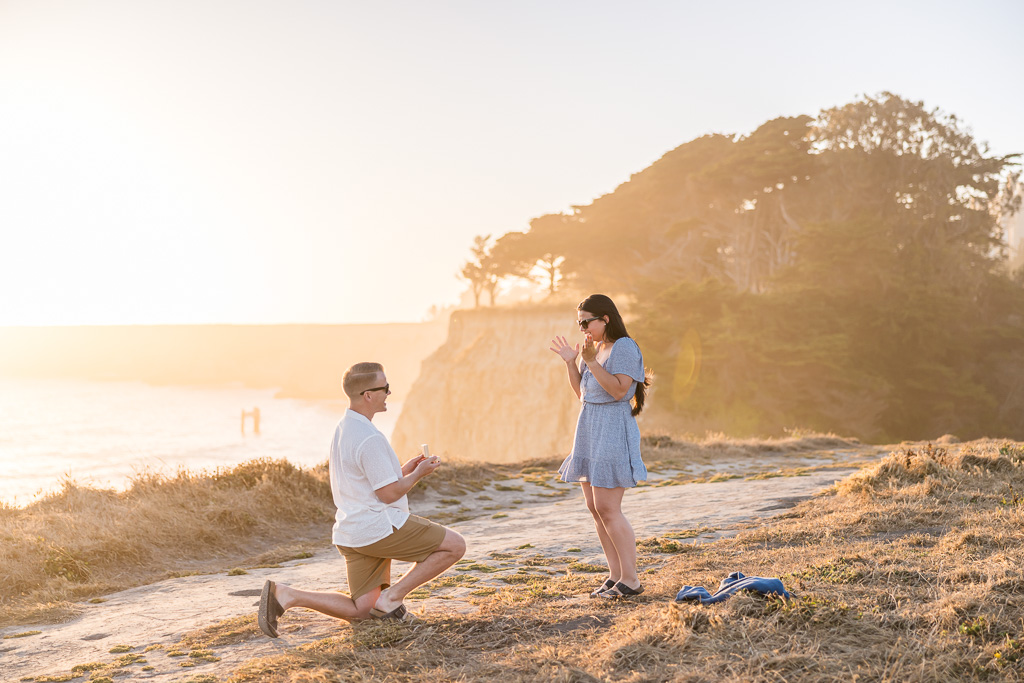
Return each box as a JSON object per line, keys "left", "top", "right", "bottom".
{"left": 1, "top": 0, "right": 1022, "bottom": 325}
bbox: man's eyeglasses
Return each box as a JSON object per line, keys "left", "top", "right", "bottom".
{"left": 577, "top": 316, "right": 602, "bottom": 330}
{"left": 360, "top": 384, "right": 390, "bottom": 395}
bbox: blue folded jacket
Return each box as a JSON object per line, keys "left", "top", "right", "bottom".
{"left": 675, "top": 571, "right": 791, "bottom": 604}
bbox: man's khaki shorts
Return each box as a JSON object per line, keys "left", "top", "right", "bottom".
{"left": 337, "top": 515, "right": 447, "bottom": 600}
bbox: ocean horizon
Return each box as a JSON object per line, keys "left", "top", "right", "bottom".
{"left": 0, "top": 377, "right": 402, "bottom": 507}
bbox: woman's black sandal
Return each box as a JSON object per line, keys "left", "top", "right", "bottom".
{"left": 590, "top": 578, "right": 616, "bottom": 598}
{"left": 600, "top": 581, "right": 644, "bottom": 598}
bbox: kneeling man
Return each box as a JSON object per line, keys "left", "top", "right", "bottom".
{"left": 258, "top": 362, "right": 466, "bottom": 636}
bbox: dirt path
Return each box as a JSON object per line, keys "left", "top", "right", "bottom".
{"left": 1, "top": 460, "right": 874, "bottom": 682}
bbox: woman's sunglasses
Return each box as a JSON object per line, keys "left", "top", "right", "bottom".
{"left": 577, "top": 316, "right": 602, "bottom": 330}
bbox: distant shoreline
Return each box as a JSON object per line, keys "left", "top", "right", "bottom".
{"left": 0, "top": 320, "right": 448, "bottom": 401}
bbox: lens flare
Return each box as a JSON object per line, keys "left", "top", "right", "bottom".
{"left": 672, "top": 329, "right": 702, "bottom": 404}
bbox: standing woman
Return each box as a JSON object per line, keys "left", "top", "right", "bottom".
{"left": 550, "top": 294, "right": 650, "bottom": 598}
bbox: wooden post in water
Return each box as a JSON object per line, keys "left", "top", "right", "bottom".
{"left": 241, "top": 407, "right": 261, "bottom": 435}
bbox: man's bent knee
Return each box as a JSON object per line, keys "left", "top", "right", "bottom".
{"left": 438, "top": 529, "right": 466, "bottom": 559}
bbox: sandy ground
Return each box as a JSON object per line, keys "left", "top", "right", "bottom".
{"left": 2, "top": 447, "right": 882, "bottom": 682}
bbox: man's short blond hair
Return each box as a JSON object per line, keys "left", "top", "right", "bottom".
{"left": 342, "top": 362, "right": 385, "bottom": 399}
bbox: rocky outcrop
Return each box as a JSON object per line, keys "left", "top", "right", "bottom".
{"left": 391, "top": 307, "right": 584, "bottom": 463}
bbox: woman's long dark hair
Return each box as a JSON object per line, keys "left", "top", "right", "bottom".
{"left": 578, "top": 294, "right": 652, "bottom": 416}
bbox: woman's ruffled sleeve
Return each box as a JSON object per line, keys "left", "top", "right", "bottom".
{"left": 606, "top": 338, "right": 645, "bottom": 382}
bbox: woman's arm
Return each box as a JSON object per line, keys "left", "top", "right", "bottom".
{"left": 550, "top": 336, "right": 582, "bottom": 399}
{"left": 564, "top": 359, "right": 582, "bottom": 399}
{"left": 584, "top": 362, "right": 633, "bottom": 401}
{"left": 581, "top": 338, "right": 633, "bottom": 401}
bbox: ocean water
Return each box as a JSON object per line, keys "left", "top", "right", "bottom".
{"left": 0, "top": 378, "right": 401, "bottom": 506}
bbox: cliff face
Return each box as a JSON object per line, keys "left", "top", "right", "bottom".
{"left": 391, "top": 307, "right": 584, "bottom": 463}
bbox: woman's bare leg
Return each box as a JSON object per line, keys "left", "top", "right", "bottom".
{"left": 591, "top": 486, "right": 640, "bottom": 588}
{"left": 582, "top": 482, "right": 622, "bottom": 582}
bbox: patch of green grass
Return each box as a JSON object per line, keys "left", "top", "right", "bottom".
{"left": 792, "top": 557, "right": 865, "bottom": 584}
{"left": 108, "top": 644, "right": 133, "bottom": 653}
{"left": 959, "top": 616, "right": 989, "bottom": 638}
{"left": 664, "top": 529, "right": 701, "bottom": 539}
{"left": 636, "top": 537, "right": 688, "bottom": 554}
{"left": 34, "top": 675, "right": 78, "bottom": 682}
{"left": 501, "top": 574, "right": 548, "bottom": 584}
{"left": 167, "top": 649, "right": 187, "bottom": 657}
{"left": 455, "top": 563, "right": 501, "bottom": 573}
{"left": 3, "top": 630, "right": 41, "bottom": 639}
{"left": 746, "top": 471, "right": 785, "bottom": 480}
{"left": 469, "top": 587, "right": 498, "bottom": 596}
{"left": 180, "top": 676, "right": 218, "bottom": 683}
{"left": 492, "top": 513, "right": 508, "bottom": 519}
{"left": 113, "top": 653, "right": 146, "bottom": 666}
{"left": 168, "top": 570, "right": 205, "bottom": 578}
{"left": 566, "top": 547, "right": 581, "bottom": 553}
{"left": 708, "top": 473, "right": 742, "bottom": 483}
{"left": 494, "top": 484, "right": 524, "bottom": 492}
{"left": 189, "top": 648, "right": 221, "bottom": 662}
{"left": 431, "top": 511, "right": 475, "bottom": 524}
{"left": 992, "top": 635, "right": 1024, "bottom": 666}
{"left": 567, "top": 561, "right": 606, "bottom": 573}
{"left": 227, "top": 568, "right": 247, "bottom": 576}
{"left": 516, "top": 543, "right": 534, "bottom": 549}
{"left": 439, "top": 498, "right": 461, "bottom": 506}
{"left": 999, "top": 484, "right": 1022, "bottom": 507}
{"left": 70, "top": 662, "right": 106, "bottom": 673}
{"left": 87, "top": 598, "right": 106, "bottom": 604}
{"left": 430, "top": 574, "right": 480, "bottom": 587}
{"left": 999, "top": 444, "right": 1024, "bottom": 461}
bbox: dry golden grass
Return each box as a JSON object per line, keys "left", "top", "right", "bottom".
{"left": 0, "top": 433, "right": 866, "bottom": 631}
{"left": 207, "top": 439, "right": 1024, "bottom": 682}
{"left": 640, "top": 432, "right": 865, "bottom": 467}
{"left": 0, "top": 459, "right": 335, "bottom": 627}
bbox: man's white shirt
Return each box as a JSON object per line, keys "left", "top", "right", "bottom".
{"left": 329, "top": 409, "right": 410, "bottom": 547}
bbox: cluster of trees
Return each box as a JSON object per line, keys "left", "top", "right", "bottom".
{"left": 460, "top": 216, "right": 568, "bottom": 307}
{"left": 461, "top": 93, "right": 1024, "bottom": 442}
